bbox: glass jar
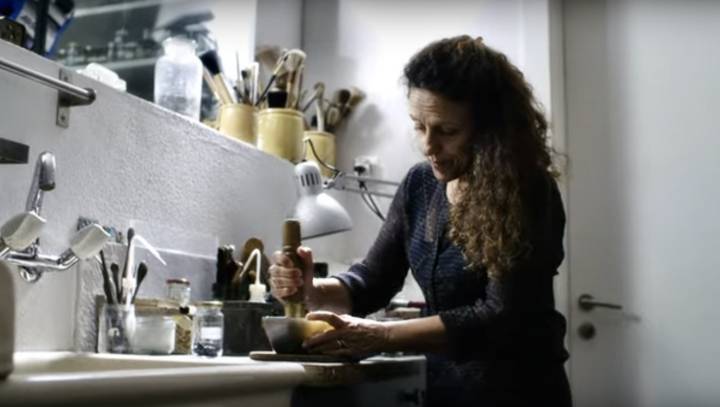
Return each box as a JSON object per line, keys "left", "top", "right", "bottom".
{"left": 97, "top": 303, "right": 135, "bottom": 354}
{"left": 166, "top": 278, "right": 191, "bottom": 307}
{"left": 192, "top": 301, "right": 224, "bottom": 357}
{"left": 154, "top": 36, "right": 203, "bottom": 120}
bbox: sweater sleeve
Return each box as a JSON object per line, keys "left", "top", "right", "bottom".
{"left": 437, "top": 174, "right": 567, "bottom": 360}
{"left": 332, "top": 171, "right": 411, "bottom": 317}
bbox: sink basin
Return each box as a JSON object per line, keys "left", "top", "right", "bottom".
{"left": 1, "top": 352, "right": 306, "bottom": 407}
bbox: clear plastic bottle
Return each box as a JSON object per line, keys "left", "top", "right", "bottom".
{"left": 154, "top": 37, "right": 203, "bottom": 120}
{"left": 192, "top": 301, "right": 224, "bottom": 357}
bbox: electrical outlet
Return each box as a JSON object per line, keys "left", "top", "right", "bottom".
{"left": 353, "top": 155, "right": 379, "bottom": 176}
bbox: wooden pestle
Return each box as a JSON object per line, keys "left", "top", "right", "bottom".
{"left": 282, "top": 219, "right": 306, "bottom": 317}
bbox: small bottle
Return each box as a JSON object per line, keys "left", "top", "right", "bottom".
{"left": 154, "top": 36, "right": 203, "bottom": 120}
{"left": 166, "top": 278, "right": 191, "bottom": 307}
{"left": 192, "top": 301, "right": 224, "bottom": 357}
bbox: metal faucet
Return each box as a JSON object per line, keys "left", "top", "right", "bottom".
{"left": 25, "top": 151, "right": 56, "bottom": 215}
{"left": 19, "top": 151, "right": 55, "bottom": 259}
{"left": 0, "top": 152, "right": 110, "bottom": 282}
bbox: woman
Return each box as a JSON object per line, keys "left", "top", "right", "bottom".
{"left": 269, "top": 35, "right": 571, "bottom": 407}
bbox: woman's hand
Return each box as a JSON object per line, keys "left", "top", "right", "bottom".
{"left": 269, "top": 246, "right": 318, "bottom": 305}
{"left": 302, "top": 311, "right": 390, "bottom": 356}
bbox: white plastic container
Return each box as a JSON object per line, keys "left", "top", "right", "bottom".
{"left": 154, "top": 37, "right": 203, "bottom": 120}
{"left": 130, "top": 316, "right": 176, "bottom": 355}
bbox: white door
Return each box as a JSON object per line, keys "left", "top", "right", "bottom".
{"left": 563, "top": 1, "right": 720, "bottom": 406}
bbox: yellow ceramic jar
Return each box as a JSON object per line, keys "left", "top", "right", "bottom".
{"left": 218, "top": 103, "right": 257, "bottom": 145}
{"left": 257, "top": 108, "right": 305, "bottom": 163}
{"left": 303, "top": 130, "right": 336, "bottom": 178}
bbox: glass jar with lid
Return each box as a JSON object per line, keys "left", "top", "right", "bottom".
{"left": 153, "top": 36, "right": 203, "bottom": 120}
{"left": 192, "top": 301, "right": 224, "bottom": 357}
{"left": 166, "top": 278, "right": 191, "bottom": 307}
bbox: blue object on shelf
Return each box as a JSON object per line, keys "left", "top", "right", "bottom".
{"left": 0, "top": 0, "right": 26, "bottom": 19}
{"left": 0, "top": 0, "right": 74, "bottom": 56}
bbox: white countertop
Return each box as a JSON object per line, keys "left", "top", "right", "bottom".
{"left": 0, "top": 352, "right": 425, "bottom": 406}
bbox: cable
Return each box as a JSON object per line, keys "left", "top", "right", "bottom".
{"left": 304, "top": 137, "right": 340, "bottom": 176}
{"left": 303, "top": 137, "right": 388, "bottom": 221}
{"left": 353, "top": 163, "right": 385, "bottom": 220}
{"left": 360, "top": 188, "right": 385, "bottom": 221}
{"left": 358, "top": 180, "right": 386, "bottom": 221}
{"left": 364, "top": 186, "right": 386, "bottom": 220}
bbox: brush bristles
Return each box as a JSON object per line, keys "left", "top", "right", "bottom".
{"left": 200, "top": 50, "right": 223, "bottom": 75}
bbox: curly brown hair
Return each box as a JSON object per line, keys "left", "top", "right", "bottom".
{"left": 403, "top": 35, "right": 555, "bottom": 280}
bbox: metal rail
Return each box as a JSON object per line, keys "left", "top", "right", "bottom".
{"left": 0, "top": 56, "right": 95, "bottom": 106}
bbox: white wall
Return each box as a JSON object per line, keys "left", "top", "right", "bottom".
{"left": 255, "top": 0, "right": 303, "bottom": 51}
{"left": 0, "top": 40, "right": 296, "bottom": 350}
{"left": 155, "top": 0, "right": 258, "bottom": 81}
{"left": 298, "top": 0, "right": 562, "bottom": 302}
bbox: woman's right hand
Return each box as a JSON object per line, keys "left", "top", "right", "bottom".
{"left": 269, "top": 246, "right": 317, "bottom": 305}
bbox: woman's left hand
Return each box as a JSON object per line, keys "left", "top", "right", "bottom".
{"left": 303, "top": 311, "right": 390, "bottom": 356}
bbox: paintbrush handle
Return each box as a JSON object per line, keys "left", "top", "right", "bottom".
{"left": 98, "top": 251, "right": 115, "bottom": 303}
{"left": 111, "top": 263, "right": 121, "bottom": 302}
{"left": 100, "top": 264, "right": 115, "bottom": 304}
{"left": 214, "top": 75, "right": 236, "bottom": 105}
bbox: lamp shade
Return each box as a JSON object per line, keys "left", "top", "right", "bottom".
{"left": 293, "top": 161, "right": 352, "bottom": 239}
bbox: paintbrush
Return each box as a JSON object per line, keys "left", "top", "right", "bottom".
{"left": 111, "top": 262, "right": 121, "bottom": 302}
{"left": 241, "top": 68, "right": 252, "bottom": 104}
{"left": 99, "top": 250, "right": 115, "bottom": 304}
{"left": 200, "top": 50, "right": 236, "bottom": 105}
{"left": 301, "top": 82, "right": 325, "bottom": 113}
{"left": 250, "top": 62, "right": 259, "bottom": 106}
{"left": 267, "top": 87, "right": 288, "bottom": 108}
{"left": 119, "top": 228, "right": 135, "bottom": 303}
{"left": 202, "top": 68, "right": 221, "bottom": 103}
{"left": 132, "top": 262, "right": 148, "bottom": 303}
{"left": 256, "top": 49, "right": 306, "bottom": 107}
{"left": 333, "top": 88, "right": 352, "bottom": 118}
{"left": 286, "top": 64, "right": 304, "bottom": 109}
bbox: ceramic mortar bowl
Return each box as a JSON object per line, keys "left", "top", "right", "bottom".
{"left": 261, "top": 316, "right": 334, "bottom": 354}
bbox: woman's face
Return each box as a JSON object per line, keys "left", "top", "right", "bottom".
{"left": 408, "top": 88, "right": 475, "bottom": 182}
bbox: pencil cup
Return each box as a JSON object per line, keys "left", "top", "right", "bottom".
{"left": 303, "top": 130, "right": 336, "bottom": 178}
{"left": 218, "top": 103, "right": 257, "bottom": 144}
{"left": 257, "top": 108, "right": 304, "bottom": 163}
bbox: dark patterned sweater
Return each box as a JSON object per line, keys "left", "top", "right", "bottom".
{"left": 334, "top": 162, "right": 571, "bottom": 407}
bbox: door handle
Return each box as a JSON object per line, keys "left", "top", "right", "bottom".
{"left": 578, "top": 294, "right": 623, "bottom": 311}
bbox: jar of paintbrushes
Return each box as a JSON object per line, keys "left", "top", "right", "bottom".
{"left": 199, "top": 49, "right": 259, "bottom": 144}
{"left": 254, "top": 49, "right": 307, "bottom": 163}
{"left": 302, "top": 83, "right": 364, "bottom": 174}
{"left": 96, "top": 228, "right": 172, "bottom": 354}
